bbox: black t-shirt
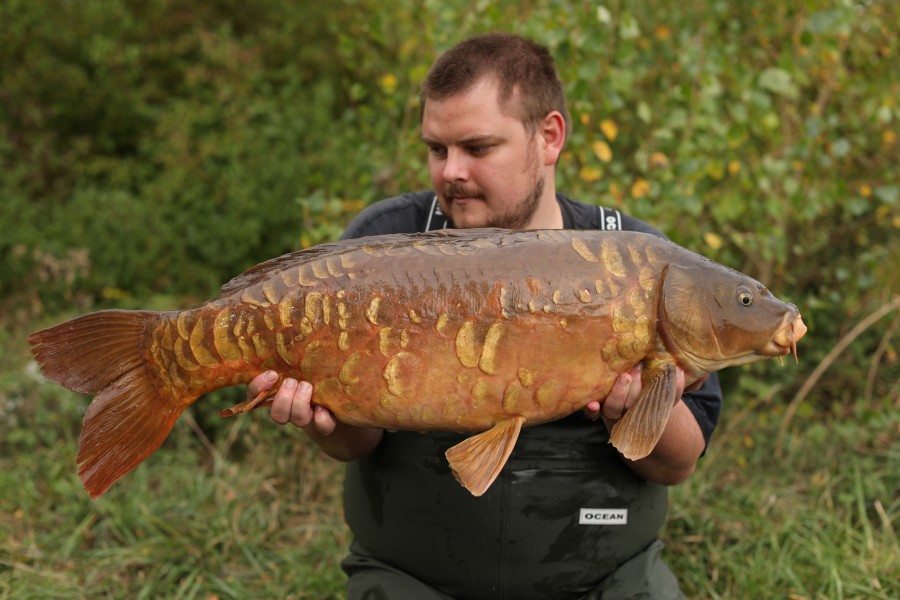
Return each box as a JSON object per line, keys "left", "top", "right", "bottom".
{"left": 339, "top": 191, "right": 722, "bottom": 599}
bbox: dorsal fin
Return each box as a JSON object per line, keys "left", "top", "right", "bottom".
{"left": 217, "top": 228, "right": 512, "bottom": 297}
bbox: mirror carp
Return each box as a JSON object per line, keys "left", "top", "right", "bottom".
{"left": 29, "top": 229, "right": 807, "bottom": 498}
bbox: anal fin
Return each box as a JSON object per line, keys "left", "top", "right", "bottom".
{"left": 609, "top": 363, "right": 677, "bottom": 460}
{"left": 445, "top": 416, "right": 525, "bottom": 497}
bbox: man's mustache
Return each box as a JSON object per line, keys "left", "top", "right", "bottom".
{"left": 443, "top": 184, "right": 485, "bottom": 200}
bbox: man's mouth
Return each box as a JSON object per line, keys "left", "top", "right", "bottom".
{"left": 444, "top": 185, "right": 484, "bottom": 203}
{"left": 447, "top": 196, "right": 481, "bottom": 204}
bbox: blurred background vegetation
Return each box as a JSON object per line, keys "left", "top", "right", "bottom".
{"left": 1, "top": 0, "right": 897, "bottom": 598}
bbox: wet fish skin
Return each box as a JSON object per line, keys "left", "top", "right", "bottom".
{"left": 29, "top": 229, "right": 806, "bottom": 498}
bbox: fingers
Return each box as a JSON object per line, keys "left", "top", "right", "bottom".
{"left": 267, "top": 376, "right": 338, "bottom": 435}
{"left": 601, "top": 364, "right": 643, "bottom": 422}
{"left": 601, "top": 372, "right": 632, "bottom": 421}
{"left": 313, "top": 405, "right": 337, "bottom": 436}
{"left": 270, "top": 378, "right": 312, "bottom": 427}
{"left": 583, "top": 400, "right": 602, "bottom": 421}
{"left": 247, "top": 370, "right": 279, "bottom": 400}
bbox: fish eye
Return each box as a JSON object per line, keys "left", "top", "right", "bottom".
{"left": 738, "top": 290, "right": 754, "bottom": 307}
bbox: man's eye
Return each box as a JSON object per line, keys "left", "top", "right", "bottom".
{"left": 428, "top": 146, "right": 447, "bottom": 158}
{"left": 468, "top": 145, "right": 490, "bottom": 155}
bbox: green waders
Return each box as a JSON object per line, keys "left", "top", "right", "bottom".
{"left": 341, "top": 415, "right": 686, "bottom": 600}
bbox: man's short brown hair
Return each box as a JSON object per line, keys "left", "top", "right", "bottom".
{"left": 421, "top": 33, "right": 571, "bottom": 139}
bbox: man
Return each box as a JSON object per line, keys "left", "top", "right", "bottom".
{"left": 249, "top": 33, "right": 721, "bottom": 599}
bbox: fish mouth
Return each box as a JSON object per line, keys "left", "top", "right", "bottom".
{"left": 763, "top": 309, "right": 808, "bottom": 363}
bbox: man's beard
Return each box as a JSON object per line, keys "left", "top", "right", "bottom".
{"left": 444, "top": 176, "right": 544, "bottom": 230}
{"left": 443, "top": 143, "right": 545, "bottom": 230}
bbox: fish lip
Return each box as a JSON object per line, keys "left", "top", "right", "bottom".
{"left": 766, "top": 311, "right": 807, "bottom": 359}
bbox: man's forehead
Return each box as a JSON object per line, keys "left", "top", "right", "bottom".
{"left": 424, "top": 75, "right": 524, "bottom": 114}
{"left": 421, "top": 77, "right": 528, "bottom": 139}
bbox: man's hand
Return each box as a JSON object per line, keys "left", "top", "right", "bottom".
{"left": 249, "top": 371, "right": 338, "bottom": 435}
{"left": 581, "top": 363, "right": 653, "bottom": 424}
{"left": 583, "top": 365, "right": 707, "bottom": 425}
{"left": 583, "top": 364, "right": 706, "bottom": 485}
{"left": 248, "top": 371, "right": 383, "bottom": 461}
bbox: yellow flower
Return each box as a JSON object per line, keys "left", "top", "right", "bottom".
{"left": 728, "top": 160, "right": 741, "bottom": 175}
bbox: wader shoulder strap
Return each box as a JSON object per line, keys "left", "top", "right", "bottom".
{"left": 598, "top": 206, "right": 622, "bottom": 231}
{"left": 424, "top": 195, "right": 447, "bottom": 232}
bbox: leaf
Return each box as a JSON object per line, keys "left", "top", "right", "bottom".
{"left": 631, "top": 178, "right": 650, "bottom": 199}
{"left": 637, "top": 102, "right": 652, "bottom": 123}
{"left": 758, "top": 67, "right": 799, "bottom": 100}
{"left": 595, "top": 5, "right": 611, "bottom": 24}
{"left": 599, "top": 119, "right": 619, "bottom": 141}
{"left": 649, "top": 152, "right": 669, "bottom": 169}
{"left": 704, "top": 232, "right": 725, "bottom": 250}
{"left": 831, "top": 138, "right": 851, "bottom": 158}
{"left": 592, "top": 140, "right": 612, "bottom": 162}
{"left": 580, "top": 166, "right": 602, "bottom": 182}
{"left": 806, "top": 7, "right": 853, "bottom": 35}
{"left": 874, "top": 185, "right": 899, "bottom": 205}
{"left": 619, "top": 13, "right": 640, "bottom": 40}
{"left": 378, "top": 73, "right": 398, "bottom": 95}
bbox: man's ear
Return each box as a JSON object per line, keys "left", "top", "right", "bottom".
{"left": 540, "top": 111, "right": 566, "bottom": 166}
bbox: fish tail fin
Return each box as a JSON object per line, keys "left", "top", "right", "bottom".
{"left": 29, "top": 310, "right": 192, "bottom": 498}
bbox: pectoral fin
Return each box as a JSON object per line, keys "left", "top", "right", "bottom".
{"left": 609, "top": 363, "right": 677, "bottom": 460}
{"left": 445, "top": 416, "right": 526, "bottom": 497}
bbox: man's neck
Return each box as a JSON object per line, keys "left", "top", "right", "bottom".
{"left": 526, "top": 187, "right": 564, "bottom": 230}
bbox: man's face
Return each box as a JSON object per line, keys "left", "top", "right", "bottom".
{"left": 421, "top": 77, "right": 548, "bottom": 230}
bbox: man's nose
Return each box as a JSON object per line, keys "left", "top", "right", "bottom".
{"left": 442, "top": 148, "right": 470, "bottom": 182}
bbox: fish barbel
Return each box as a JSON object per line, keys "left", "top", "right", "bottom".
{"left": 29, "top": 229, "right": 807, "bottom": 498}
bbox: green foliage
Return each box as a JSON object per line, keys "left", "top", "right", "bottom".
{"left": 2, "top": 0, "right": 896, "bottom": 406}
{"left": 1, "top": 1, "right": 898, "bottom": 598}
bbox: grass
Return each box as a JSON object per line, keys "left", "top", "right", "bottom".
{"left": 666, "top": 385, "right": 899, "bottom": 599}
{"left": 1, "top": 319, "right": 897, "bottom": 599}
